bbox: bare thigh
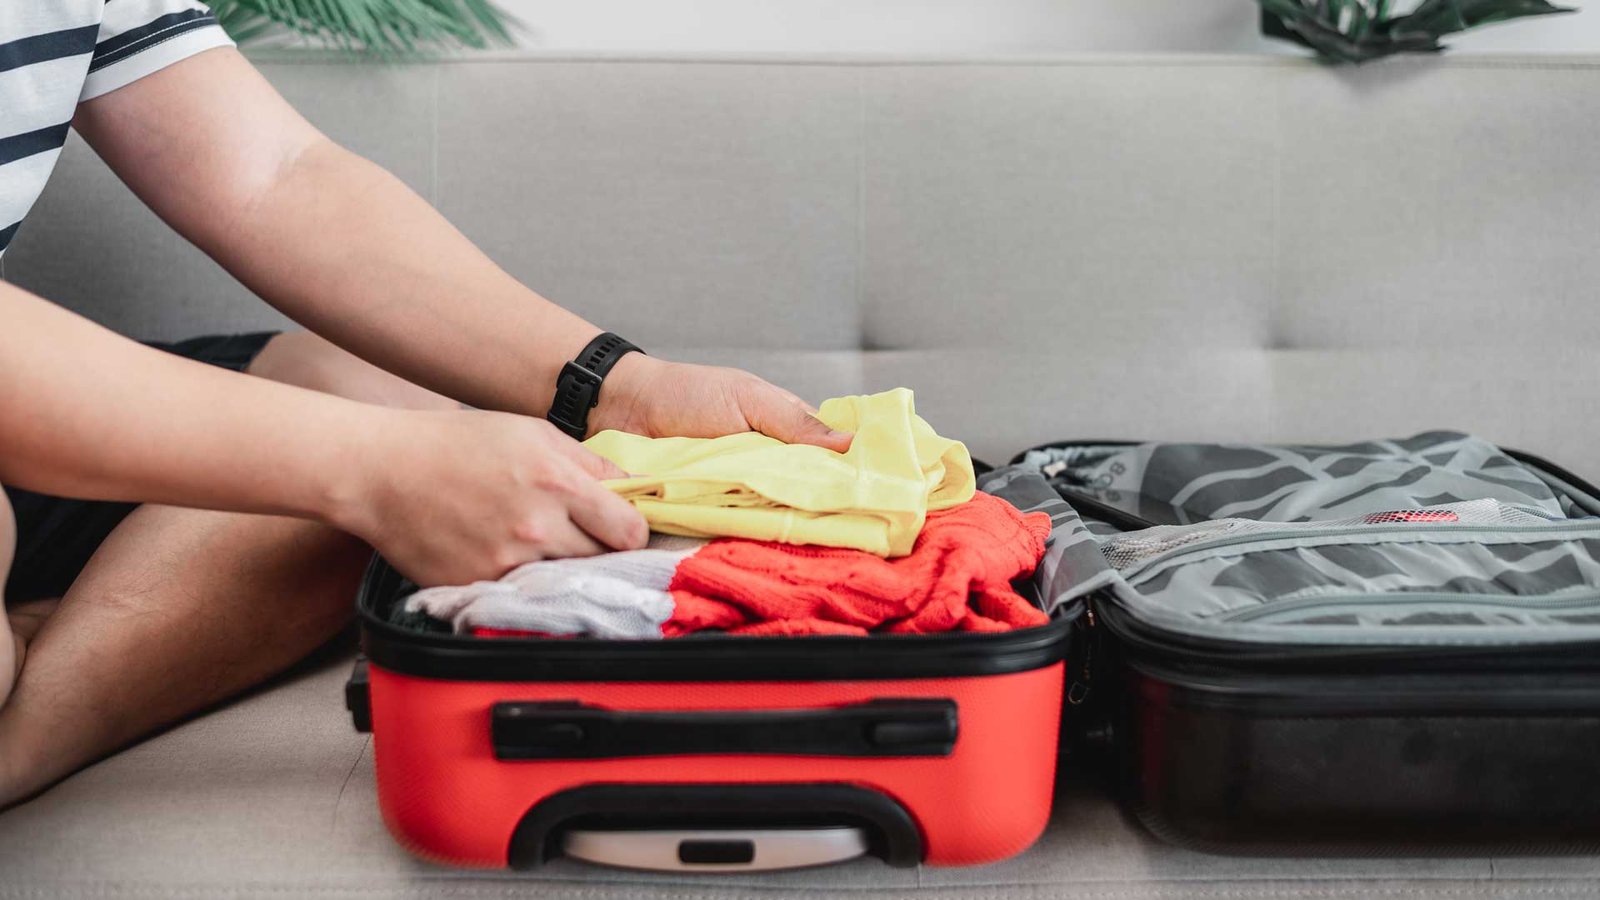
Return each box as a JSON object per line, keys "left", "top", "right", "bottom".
{"left": 247, "top": 331, "right": 457, "bottom": 411}
{"left": 1, "top": 490, "right": 16, "bottom": 695}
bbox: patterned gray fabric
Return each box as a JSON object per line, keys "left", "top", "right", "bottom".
{"left": 1110, "top": 502, "right": 1600, "bottom": 639}
{"left": 981, "top": 465, "right": 1121, "bottom": 616}
{"left": 1021, "top": 432, "right": 1596, "bottom": 525}
{"left": 986, "top": 435, "right": 1600, "bottom": 647}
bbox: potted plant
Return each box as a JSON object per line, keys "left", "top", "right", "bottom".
{"left": 209, "top": 0, "right": 514, "bottom": 54}
{"left": 1257, "top": 0, "right": 1575, "bottom": 63}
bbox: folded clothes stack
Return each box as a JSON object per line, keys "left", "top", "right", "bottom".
{"left": 587, "top": 387, "right": 975, "bottom": 556}
{"left": 402, "top": 389, "right": 1053, "bottom": 638}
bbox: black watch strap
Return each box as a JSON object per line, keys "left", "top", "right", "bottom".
{"left": 548, "top": 332, "right": 644, "bottom": 440}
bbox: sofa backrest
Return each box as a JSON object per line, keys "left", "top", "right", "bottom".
{"left": 6, "top": 53, "right": 1599, "bottom": 469}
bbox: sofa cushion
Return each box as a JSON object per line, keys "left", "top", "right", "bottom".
{"left": 9, "top": 55, "right": 1600, "bottom": 470}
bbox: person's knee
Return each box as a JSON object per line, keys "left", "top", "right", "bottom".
{"left": 247, "top": 331, "right": 457, "bottom": 411}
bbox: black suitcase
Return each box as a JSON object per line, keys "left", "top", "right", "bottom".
{"left": 990, "top": 432, "right": 1600, "bottom": 854}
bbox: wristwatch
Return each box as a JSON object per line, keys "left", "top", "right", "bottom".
{"left": 547, "top": 332, "right": 644, "bottom": 440}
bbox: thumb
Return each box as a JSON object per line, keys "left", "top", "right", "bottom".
{"left": 558, "top": 441, "right": 632, "bottom": 480}
{"left": 742, "top": 384, "right": 853, "bottom": 452}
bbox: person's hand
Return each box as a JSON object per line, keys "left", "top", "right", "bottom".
{"left": 337, "top": 409, "right": 649, "bottom": 586}
{"left": 590, "top": 354, "right": 853, "bottom": 452}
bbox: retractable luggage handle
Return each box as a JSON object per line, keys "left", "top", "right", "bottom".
{"left": 491, "top": 698, "right": 958, "bottom": 760}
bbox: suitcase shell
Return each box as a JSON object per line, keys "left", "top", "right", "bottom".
{"left": 349, "top": 554, "right": 1080, "bottom": 869}
{"left": 1011, "top": 441, "right": 1600, "bottom": 855}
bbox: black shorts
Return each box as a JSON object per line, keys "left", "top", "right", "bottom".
{"left": 3, "top": 332, "right": 280, "bottom": 604}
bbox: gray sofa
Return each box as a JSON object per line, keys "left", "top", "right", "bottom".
{"left": 3, "top": 51, "right": 1599, "bottom": 899}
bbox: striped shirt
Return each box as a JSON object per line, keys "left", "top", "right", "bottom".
{"left": 1, "top": 1, "right": 233, "bottom": 257}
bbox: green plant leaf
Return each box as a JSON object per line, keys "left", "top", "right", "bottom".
{"left": 1390, "top": 0, "right": 1573, "bottom": 38}
{"left": 1258, "top": 0, "right": 1313, "bottom": 22}
{"left": 213, "top": 0, "right": 518, "bottom": 55}
{"left": 1347, "top": 0, "right": 1376, "bottom": 40}
{"left": 1256, "top": 0, "right": 1576, "bottom": 63}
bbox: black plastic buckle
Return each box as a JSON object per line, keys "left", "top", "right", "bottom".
{"left": 548, "top": 361, "right": 605, "bottom": 440}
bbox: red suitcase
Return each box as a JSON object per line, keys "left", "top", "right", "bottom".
{"left": 346, "top": 547, "right": 1080, "bottom": 871}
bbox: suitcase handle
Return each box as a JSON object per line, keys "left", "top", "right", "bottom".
{"left": 508, "top": 783, "right": 923, "bottom": 869}
{"left": 490, "top": 698, "right": 958, "bottom": 760}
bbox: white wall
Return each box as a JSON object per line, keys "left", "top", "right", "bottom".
{"left": 497, "top": 0, "right": 1599, "bottom": 55}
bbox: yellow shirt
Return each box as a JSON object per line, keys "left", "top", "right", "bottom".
{"left": 585, "top": 388, "right": 974, "bottom": 557}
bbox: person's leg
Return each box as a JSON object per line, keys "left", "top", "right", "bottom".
{"left": 0, "top": 332, "right": 455, "bottom": 807}
{"left": 246, "top": 330, "right": 457, "bottom": 410}
{"left": 0, "top": 492, "right": 16, "bottom": 711}
{"left": 5, "top": 600, "right": 58, "bottom": 647}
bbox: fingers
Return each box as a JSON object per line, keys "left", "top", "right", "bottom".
{"left": 523, "top": 515, "right": 611, "bottom": 561}
{"left": 740, "top": 382, "right": 854, "bottom": 453}
{"left": 562, "top": 468, "right": 650, "bottom": 551}
{"left": 790, "top": 411, "right": 854, "bottom": 453}
{"left": 567, "top": 444, "right": 631, "bottom": 481}
{"left": 505, "top": 419, "right": 643, "bottom": 555}
{"left": 541, "top": 422, "right": 633, "bottom": 479}
{"left": 775, "top": 408, "right": 854, "bottom": 452}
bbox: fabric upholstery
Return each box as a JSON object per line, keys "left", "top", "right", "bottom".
{"left": 3, "top": 51, "right": 1599, "bottom": 897}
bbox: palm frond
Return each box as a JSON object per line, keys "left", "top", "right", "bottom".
{"left": 210, "top": 0, "right": 517, "bottom": 55}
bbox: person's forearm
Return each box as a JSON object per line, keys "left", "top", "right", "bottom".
{"left": 205, "top": 137, "right": 611, "bottom": 418}
{"left": 0, "top": 282, "right": 384, "bottom": 522}
{"left": 72, "top": 50, "right": 619, "bottom": 421}
{"left": 72, "top": 49, "right": 838, "bottom": 450}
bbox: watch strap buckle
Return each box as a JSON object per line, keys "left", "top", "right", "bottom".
{"left": 549, "top": 361, "right": 605, "bottom": 439}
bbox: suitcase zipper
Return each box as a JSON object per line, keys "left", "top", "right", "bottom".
{"left": 1093, "top": 590, "right": 1600, "bottom": 673}
{"left": 1506, "top": 448, "right": 1600, "bottom": 517}
{"left": 1018, "top": 441, "right": 1600, "bottom": 527}
{"left": 1116, "top": 520, "right": 1600, "bottom": 587}
{"left": 1217, "top": 588, "right": 1600, "bottom": 624}
{"left": 1066, "top": 604, "right": 1095, "bottom": 706}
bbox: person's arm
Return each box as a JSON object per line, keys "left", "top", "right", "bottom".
{"left": 71, "top": 48, "right": 850, "bottom": 450}
{"left": 0, "top": 281, "right": 647, "bottom": 586}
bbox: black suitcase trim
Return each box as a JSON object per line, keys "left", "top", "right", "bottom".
{"left": 1104, "top": 608, "right": 1600, "bottom": 855}
{"left": 357, "top": 555, "right": 1079, "bottom": 683}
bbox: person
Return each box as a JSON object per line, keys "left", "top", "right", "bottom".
{"left": 0, "top": 0, "right": 851, "bottom": 809}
